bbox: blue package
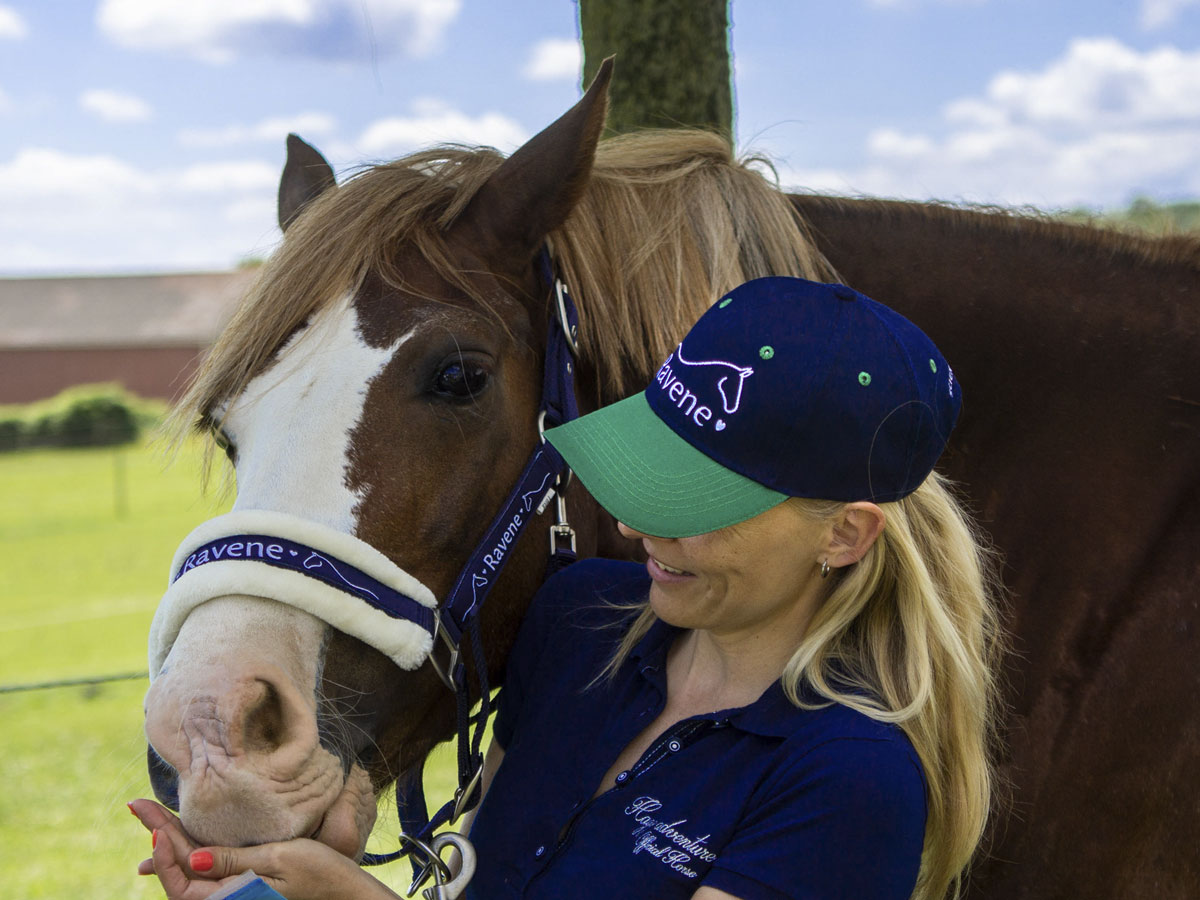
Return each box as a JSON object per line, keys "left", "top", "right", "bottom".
{"left": 208, "top": 871, "right": 288, "bottom": 900}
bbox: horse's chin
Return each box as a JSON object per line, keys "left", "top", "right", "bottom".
{"left": 179, "top": 760, "right": 377, "bottom": 857}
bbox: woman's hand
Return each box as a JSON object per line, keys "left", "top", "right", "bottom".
{"left": 128, "top": 799, "right": 399, "bottom": 900}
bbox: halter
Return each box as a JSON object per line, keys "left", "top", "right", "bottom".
{"left": 149, "top": 249, "right": 580, "bottom": 895}
{"left": 361, "top": 250, "right": 581, "bottom": 882}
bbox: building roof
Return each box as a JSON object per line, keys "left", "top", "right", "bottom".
{"left": 0, "top": 270, "right": 257, "bottom": 349}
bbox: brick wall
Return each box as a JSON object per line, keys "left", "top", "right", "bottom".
{"left": 0, "top": 345, "right": 206, "bottom": 403}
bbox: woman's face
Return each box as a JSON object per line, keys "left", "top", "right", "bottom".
{"left": 618, "top": 499, "right": 835, "bottom": 641}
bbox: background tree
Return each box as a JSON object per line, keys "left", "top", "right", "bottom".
{"left": 580, "top": 0, "right": 733, "bottom": 143}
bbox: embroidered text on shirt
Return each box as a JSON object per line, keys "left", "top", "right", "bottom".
{"left": 625, "top": 796, "right": 718, "bottom": 879}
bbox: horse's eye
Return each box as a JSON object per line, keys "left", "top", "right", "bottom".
{"left": 213, "top": 428, "right": 236, "bottom": 463}
{"left": 433, "top": 360, "right": 490, "bottom": 400}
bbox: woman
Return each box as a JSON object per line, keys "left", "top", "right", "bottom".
{"left": 133, "top": 276, "right": 1002, "bottom": 899}
{"left": 465, "top": 276, "right": 1004, "bottom": 899}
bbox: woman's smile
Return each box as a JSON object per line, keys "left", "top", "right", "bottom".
{"left": 647, "top": 554, "right": 694, "bottom": 581}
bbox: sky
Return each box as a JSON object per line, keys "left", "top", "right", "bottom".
{"left": 1, "top": 0, "right": 1198, "bottom": 275}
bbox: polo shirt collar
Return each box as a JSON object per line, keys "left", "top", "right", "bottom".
{"left": 627, "top": 615, "right": 817, "bottom": 740}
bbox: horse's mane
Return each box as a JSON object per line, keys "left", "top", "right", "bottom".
{"left": 551, "top": 130, "right": 836, "bottom": 399}
{"left": 176, "top": 129, "right": 835, "bottom": 432}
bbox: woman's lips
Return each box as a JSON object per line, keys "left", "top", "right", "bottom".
{"left": 647, "top": 555, "right": 695, "bottom": 583}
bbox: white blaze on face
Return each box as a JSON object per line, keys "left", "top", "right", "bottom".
{"left": 223, "top": 293, "right": 412, "bottom": 529}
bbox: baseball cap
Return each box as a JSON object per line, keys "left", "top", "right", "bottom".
{"left": 544, "top": 276, "right": 961, "bottom": 537}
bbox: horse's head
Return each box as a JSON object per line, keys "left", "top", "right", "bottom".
{"left": 143, "top": 62, "right": 612, "bottom": 855}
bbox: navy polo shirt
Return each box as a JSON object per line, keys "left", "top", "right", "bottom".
{"left": 468, "top": 559, "right": 926, "bottom": 900}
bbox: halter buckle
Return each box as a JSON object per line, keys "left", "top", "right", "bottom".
{"left": 450, "top": 759, "right": 485, "bottom": 823}
{"left": 427, "top": 612, "right": 461, "bottom": 693}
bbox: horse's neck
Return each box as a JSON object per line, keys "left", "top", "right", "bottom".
{"left": 793, "top": 192, "right": 1200, "bottom": 624}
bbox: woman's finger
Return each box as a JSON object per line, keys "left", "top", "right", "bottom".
{"left": 128, "top": 797, "right": 182, "bottom": 835}
{"left": 150, "top": 827, "right": 212, "bottom": 899}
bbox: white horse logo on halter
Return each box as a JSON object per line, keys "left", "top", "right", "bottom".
{"left": 673, "top": 343, "right": 755, "bottom": 415}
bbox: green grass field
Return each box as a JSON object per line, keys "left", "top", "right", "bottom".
{"left": 0, "top": 439, "right": 455, "bottom": 897}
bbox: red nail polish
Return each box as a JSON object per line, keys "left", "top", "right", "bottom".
{"left": 190, "top": 850, "right": 214, "bottom": 872}
{"left": 128, "top": 802, "right": 137, "bottom": 816}
{"left": 151, "top": 830, "right": 158, "bottom": 849}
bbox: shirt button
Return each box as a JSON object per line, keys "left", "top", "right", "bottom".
{"left": 615, "top": 771, "right": 629, "bottom": 783}
{"left": 668, "top": 740, "right": 681, "bottom": 752}
{"left": 534, "top": 845, "right": 545, "bottom": 858}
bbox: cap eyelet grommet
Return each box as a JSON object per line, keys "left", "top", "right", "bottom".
{"left": 718, "top": 297, "right": 733, "bottom": 308}
{"left": 759, "top": 345, "right": 774, "bottom": 360}
{"left": 858, "top": 372, "right": 872, "bottom": 386}
{"left": 929, "top": 359, "right": 938, "bottom": 373}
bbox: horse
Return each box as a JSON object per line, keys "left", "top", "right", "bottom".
{"left": 143, "top": 58, "right": 1200, "bottom": 896}
{"left": 789, "top": 195, "right": 1200, "bottom": 898}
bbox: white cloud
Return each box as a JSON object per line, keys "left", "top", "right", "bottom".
{"left": 1141, "top": 0, "right": 1200, "bottom": 29}
{"left": 0, "top": 5, "right": 28, "bottom": 39}
{"left": 0, "top": 147, "right": 283, "bottom": 273}
{"left": 982, "top": 38, "right": 1200, "bottom": 127}
{"left": 358, "top": 99, "right": 529, "bottom": 155}
{"left": 179, "top": 113, "right": 337, "bottom": 148}
{"left": 80, "top": 88, "right": 153, "bottom": 123}
{"left": 770, "top": 38, "right": 1200, "bottom": 208}
{"left": 96, "top": 0, "right": 461, "bottom": 63}
{"left": 523, "top": 38, "right": 581, "bottom": 82}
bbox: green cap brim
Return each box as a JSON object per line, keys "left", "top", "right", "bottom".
{"left": 544, "top": 393, "right": 787, "bottom": 538}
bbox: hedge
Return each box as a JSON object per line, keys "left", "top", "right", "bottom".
{"left": 0, "top": 384, "right": 165, "bottom": 451}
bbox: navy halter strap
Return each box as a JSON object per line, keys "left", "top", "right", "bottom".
{"left": 355, "top": 249, "right": 581, "bottom": 882}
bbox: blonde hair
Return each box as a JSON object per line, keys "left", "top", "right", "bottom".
{"left": 605, "top": 472, "right": 1005, "bottom": 899}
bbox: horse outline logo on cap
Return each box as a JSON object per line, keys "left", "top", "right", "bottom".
{"left": 673, "top": 342, "right": 754, "bottom": 415}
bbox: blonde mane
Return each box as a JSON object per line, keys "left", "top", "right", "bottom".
{"left": 175, "top": 129, "right": 834, "bottom": 431}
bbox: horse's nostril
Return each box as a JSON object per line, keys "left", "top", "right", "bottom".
{"left": 242, "top": 679, "right": 287, "bottom": 753}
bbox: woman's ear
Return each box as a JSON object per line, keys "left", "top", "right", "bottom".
{"left": 827, "top": 502, "right": 886, "bottom": 570}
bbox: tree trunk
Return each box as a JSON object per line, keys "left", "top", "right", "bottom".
{"left": 580, "top": 0, "right": 733, "bottom": 143}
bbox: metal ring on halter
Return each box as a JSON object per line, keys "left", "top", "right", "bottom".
{"left": 554, "top": 279, "right": 579, "bottom": 358}
{"left": 536, "top": 411, "right": 575, "bottom": 494}
{"left": 422, "top": 833, "right": 477, "bottom": 900}
{"left": 400, "top": 833, "right": 454, "bottom": 898}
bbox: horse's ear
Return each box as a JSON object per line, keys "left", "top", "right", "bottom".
{"left": 453, "top": 57, "right": 613, "bottom": 270}
{"left": 278, "top": 134, "right": 336, "bottom": 233}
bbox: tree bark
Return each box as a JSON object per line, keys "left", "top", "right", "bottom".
{"left": 580, "top": 0, "right": 733, "bottom": 143}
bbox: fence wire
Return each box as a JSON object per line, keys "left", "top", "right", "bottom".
{"left": 0, "top": 671, "right": 147, "bottom": 694}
